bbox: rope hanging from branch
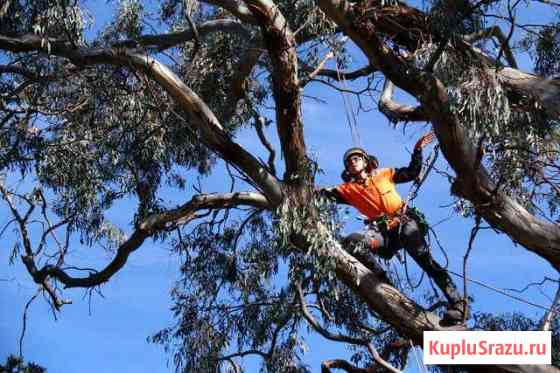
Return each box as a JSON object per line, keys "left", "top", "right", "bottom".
{"left": 333, "top": 46, "right": 362, "bottom": 148}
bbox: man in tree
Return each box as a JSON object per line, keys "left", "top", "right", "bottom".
{"left": 322, "top": 132, "right": 468, "bottom": 325}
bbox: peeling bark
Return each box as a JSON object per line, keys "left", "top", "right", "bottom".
{"left": 245, "top": 0, "right": 309, "bottom": 183}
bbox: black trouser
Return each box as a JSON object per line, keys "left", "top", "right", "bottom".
{"left": 343, "top": 213, "right": 462, "bottom": 306}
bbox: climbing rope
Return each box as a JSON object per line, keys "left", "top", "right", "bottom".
{"left": 399, "top": 143, "right": 439, "bottom": 289}
{"left": 332, "top": 42, "right": 362, "bottom": 148}
{"left": 446, "top": 269, "right": 558, "bottom": 314}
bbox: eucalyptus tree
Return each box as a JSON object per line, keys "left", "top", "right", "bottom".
{"left": 1, "top": 0, "right": 560, "bottom": 372}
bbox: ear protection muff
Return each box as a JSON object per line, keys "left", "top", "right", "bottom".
{"left": 367, "top": 155, "right": 379, "bottom": 170}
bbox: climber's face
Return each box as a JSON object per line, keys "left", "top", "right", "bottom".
{"left": 346, "top": 154, "right": 367, "bottom": 175}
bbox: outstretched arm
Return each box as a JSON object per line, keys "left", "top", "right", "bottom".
{"left": 317, "top": 187, "right": 347, "bottom": 204}
{"left": 393, "top": 132, "right": 434, "bottom": 184}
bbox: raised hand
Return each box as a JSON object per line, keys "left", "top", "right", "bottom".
{"left": 414, "top": 131, "right": 435, "bottom": 151}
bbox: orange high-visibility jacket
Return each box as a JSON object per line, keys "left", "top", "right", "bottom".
{"left": 336, "top": 168, "right": 403, "bottom": 220}
{"left": 330, "top": 149, "right": 422, "bottom": 220}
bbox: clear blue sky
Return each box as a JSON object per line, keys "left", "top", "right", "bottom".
{"left": 1, "top": 1, "right": 558, "bottom": 372}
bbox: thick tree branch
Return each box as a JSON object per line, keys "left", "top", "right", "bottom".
{"left": 140, "top": 192, "right": 270, "bottom": 230}
{"left": 244, "top": 0, "right": 308, "bottom": 182}
{"left": 308, "top": 64, "right": 377, "bottom": 82}
{"left": 222, "top": 46, "right": 263, "bottom": 124}
{"left": 379, "top": 79, "right": 429, "bottom": 123}
{"left": 497, "top": 67, "right": 560, "bottom": 118}
{"left": 0, "top": 34, "right": 283, "bottom": 204}
{"left": 290, "top": 222, "right": 462, "bottom": 344}
{"left": 116, "top": 19, "right": 251, "bottom": 51}
{"left": 22, "top": 192, "right": 269, "bottom": 289}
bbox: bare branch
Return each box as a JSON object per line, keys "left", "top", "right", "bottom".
{"left": 118, "top": 19, "right": 251, "bottom": 51}
{"left": 21, "top": 192, "right": 268, "bottom": 290}
{"left": 140, "top": 191, "right": 270, "bottom": 230}
{"left": 296, "top": 281, "right": 367, "bottom": 345}
{"left": 218, "top": 349, "right": 268, "bottom": 361}
{"left": 254, "top": 116, "right": 277, "bottom": 176}
{"left": 462, "top": 217, "right": 481, "bottom": 323}
{"left": 541, "top": 282, "right": 560, "bottom": 331}
{"left": 463, "top": 26, "right": 518, "bottom": 68}
{"left": 244, "top": 0, "right": 308, "bottom": 182}
{"left": 321, "top": 359, "right": 369, "bottom": 373}
{"left": 295, "top": 281, "right": 403, "bottom": 373}
{"left": 306, "top": 51, "right": 334, "bottom": 81}
{"left": 19, "top": 289, "right": 40, "bottom": 359}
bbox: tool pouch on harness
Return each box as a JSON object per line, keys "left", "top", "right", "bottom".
{"left": 368, "top": 215, "right": 400, "bottom": 260}
{"left": 367, "top": 207, "right": 429, "bottom": 260}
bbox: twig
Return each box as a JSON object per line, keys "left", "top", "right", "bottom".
{"left": 447, "top": 270, "right": 555, "bottom": 312}
{"left": 19, "top": 289, "right": 40, "bottom": 359}
{"left": 254, "top": 115, "right": 277, "bottom": 176}
{"left": 183, "top": 0, "right": 201, "bottom": 60}
{"left": 541, "top": 281, "right": 560, "bottom": 331}
{"left": 495, "top": 0, "right": 517, "bottom": 69}
{"left": 295, "top": 281, "right": 402, "bottom": 373}
{"left": 306, "top": 51, "right": 334, "bottom": 81}
{"left": 463, "top": 26, "right": 518, "bottom": 68}
{"left": 379, "top": 79, "right": 428, "bottom": 123}
{"left": 462, "top": 216, "right": 481, "bottom": 323}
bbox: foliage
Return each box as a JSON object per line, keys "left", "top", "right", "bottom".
{"left": 1, "top": 0, "right": 560, "bottom": 372}
{"left": 414, "top": 41, "right": 560, "bottom": 216}
{"left": 0, "top": 355, "right": 46, "bottom": 373}
{"left": 473, "top": 312, "right": 560, "bottom": 368}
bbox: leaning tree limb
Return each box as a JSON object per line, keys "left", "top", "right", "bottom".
{"left": 22, "top": 192, "right": 269, "bottom": 291}
{"left": 116, "top": 19, "right": 252, "bottom": 51}
{"left": 244, "top": 0, "right": 309, "bottom": 183}
{"left": 0, "top": 33, "right": 284, "bottom": 205}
